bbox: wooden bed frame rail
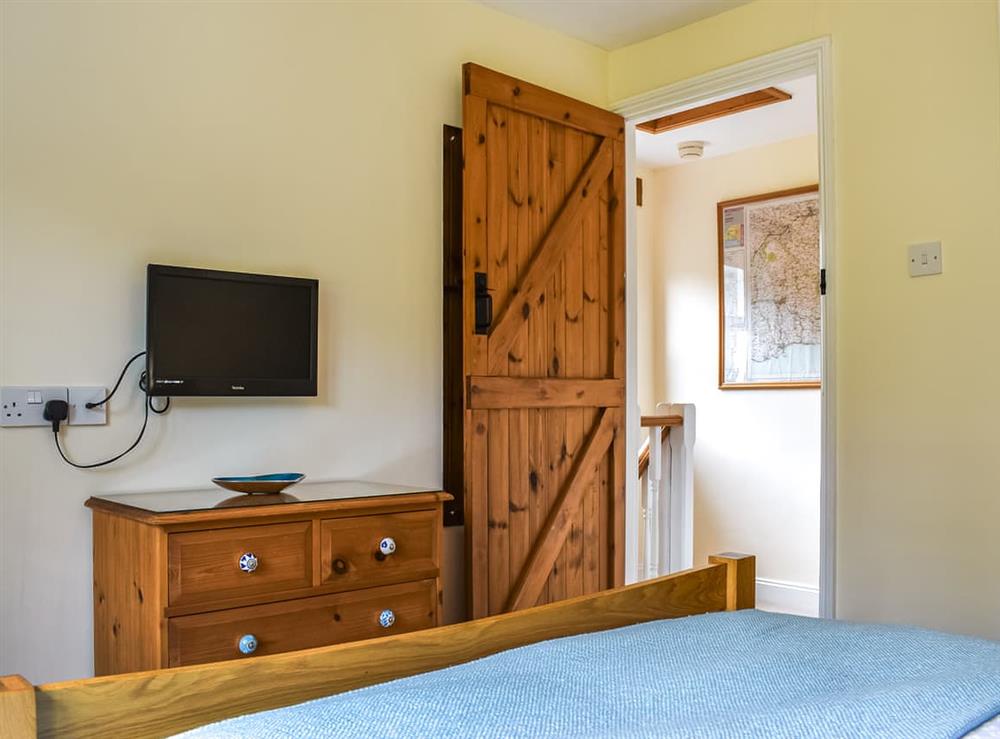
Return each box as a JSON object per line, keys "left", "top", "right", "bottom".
{"left": 0, "top": 553, "right": 754, "bottom": 739}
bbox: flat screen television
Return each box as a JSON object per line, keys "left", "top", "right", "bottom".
{"left": 146, "top": 264, "right": 318, "bottom": 397}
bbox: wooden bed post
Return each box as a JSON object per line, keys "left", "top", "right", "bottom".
{"left": 708, "top": 552, "right": 755, "bottom": 610}
{"left": 0, "top": 675, "right": 36, "bottom": 739}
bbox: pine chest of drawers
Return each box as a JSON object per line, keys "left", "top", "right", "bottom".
{"left": 86, "top": 481, "right": 450, "bottom": 676}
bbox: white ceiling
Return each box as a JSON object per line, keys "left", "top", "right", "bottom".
{"left": 477, "top": 0, "right": 750, "bottom": 50}
{"left": 636, "top": 75, "right": 818, "bottom": 169}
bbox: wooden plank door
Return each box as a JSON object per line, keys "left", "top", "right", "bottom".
{"left": 462, "top": 64, "right": 625, "bottom": 618}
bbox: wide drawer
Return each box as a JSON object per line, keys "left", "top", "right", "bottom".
{"left": 320, "top": 509, "right": 439, "bottom": 590}
{"left": 168, "top": 521, "right": 313, "bottom": 607}
{"left": 167, "top": 579, "right": 437, "bottom": 667}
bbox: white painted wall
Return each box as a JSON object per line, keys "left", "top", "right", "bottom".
{"left": 637, "top": 135, "right": 820, "bottom": 593}
{"left": 0, "top": 1, "right": 609, "bottom": 684}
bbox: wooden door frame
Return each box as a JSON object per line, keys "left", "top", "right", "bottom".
{"left": 611, "top": 38, "right": 838, "bottom": 619}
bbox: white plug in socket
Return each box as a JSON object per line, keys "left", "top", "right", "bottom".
{"left": 68, "top": 387, "right": 108, "bottom": 426}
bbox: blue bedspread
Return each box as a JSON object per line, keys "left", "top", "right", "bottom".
{"left": 179, "top": 610, "right": 1000, "bottom": 738}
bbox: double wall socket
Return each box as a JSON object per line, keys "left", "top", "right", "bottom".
{"left": 1, "top": 386, "right": 107, "bottom": 427}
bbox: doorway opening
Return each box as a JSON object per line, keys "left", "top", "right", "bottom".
{"left": 616, "top": 40, "right": 836, "bottom": 618}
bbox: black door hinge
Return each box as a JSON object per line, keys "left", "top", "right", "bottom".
{"left": 820, "top": 268, "right": 827, "bottom": 296}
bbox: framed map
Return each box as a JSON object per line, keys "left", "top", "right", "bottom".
{"left": 717, "top": 185, "right": 821, "bottom": 389}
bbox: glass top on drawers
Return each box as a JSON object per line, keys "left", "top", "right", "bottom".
{"left": 90, "top": 480, "right": 440, "bottom": 513}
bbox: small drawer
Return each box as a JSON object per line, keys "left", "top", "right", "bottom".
{"left": 168, "top": 521, "right": 312, "bottom": 607}
{"left": 321, "top": 509, "right": 438, "bottom": 590}
{"left": 167, "top": 579, "right": 437, "bottom": 667}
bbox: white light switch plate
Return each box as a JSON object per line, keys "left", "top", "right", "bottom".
{"left": 1, "top": 386, "right": 68, "bottom": 427}
{"left": 909, "top": 241, "right": 943, "bottom": 277}
{"left": 69, "top": 387, "right": 107, "bottom": 426}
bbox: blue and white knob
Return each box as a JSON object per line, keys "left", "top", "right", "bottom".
{"left": 378, "top": 609, "right": 396, "bottom": 628}
{"left": 238, "top": 552, "right": 259, "bottom": 573}
{"left": 378, "top": 537, "right": 396, "bottom": 557}
{"left": 238, "top": 634, "right": 258, "bottom": 655}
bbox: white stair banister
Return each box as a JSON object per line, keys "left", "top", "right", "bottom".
{"left": 645, "top": 422, "right": 662, "bottom": 580}
{"left": 637, "top": 403, "right": 696, "bottom": 579}
{"left": 661, "top": 402, "right": 695, "bottom": 573}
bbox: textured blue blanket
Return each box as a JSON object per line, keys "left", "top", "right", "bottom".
{"left": 179, "top": 610, "right": 1000, "bottom": 738}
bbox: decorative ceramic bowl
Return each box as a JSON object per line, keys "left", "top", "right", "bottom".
{"left": 211, "top": 473, "right": 305, "bottom": 495}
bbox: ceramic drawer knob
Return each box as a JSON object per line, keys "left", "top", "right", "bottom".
{"left": 238, "top": 552, "right": 259, "bottom": 573}
{"left": 378, "top": 609, "right": 396, "bottom": 629}
{"left": 238, "top": 634, "right": 258, "bottom": 655}
{"left": 378, "top": 537, "right": 396, "bottom": 557}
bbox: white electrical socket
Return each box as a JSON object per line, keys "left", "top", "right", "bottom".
{"left": 1, "top": 386, "right": 68, "bottom": 427}
{"left": 68, "top": 387, "right": 107, "bottom": 426}
{"left": 1, "top": 386, "right": 110, "bottom": 427}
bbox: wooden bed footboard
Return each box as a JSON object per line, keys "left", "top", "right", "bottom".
{"left": 0, "top": 553, "right": 754, "bottom": 739}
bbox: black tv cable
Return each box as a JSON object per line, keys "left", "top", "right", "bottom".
{"left": 46, "top": 350, "right": 170, "bottom": 469}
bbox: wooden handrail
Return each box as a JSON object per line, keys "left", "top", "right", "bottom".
{"left": 637, "top": 444, "right": 650, "bottom": 479}
{"left": 640, "top": 414, "right": 683, "bottom": 428}
{"left": 638, "top": 415, "right": 683, "bottom": 478}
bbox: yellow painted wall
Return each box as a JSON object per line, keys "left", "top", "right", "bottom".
{"left": 0, "top": 0, "right": 607, "bottom": 683}
{"left": 4, "top": 0, "right": 1000, "bottom": 686}
{"left": 614, "top": 0, "right": 1000, "bottom": 637}
{"left": 638, "top": 136, "right": 820, "bottom": 602}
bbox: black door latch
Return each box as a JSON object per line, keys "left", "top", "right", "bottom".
{"left": 474, "top": 272, "right": 492, "bottom": 334}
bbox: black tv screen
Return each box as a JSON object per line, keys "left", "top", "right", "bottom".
{"left": 146, "top": 265, "right": 318, "bottom": 396}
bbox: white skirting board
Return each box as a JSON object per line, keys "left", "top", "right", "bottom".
{"left": 756, "top": 578, "right": 820, "bottom": 617}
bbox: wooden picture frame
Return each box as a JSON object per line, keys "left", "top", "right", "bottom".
{"left": 717, "top": 185, "right": 821, "bottom": 390}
